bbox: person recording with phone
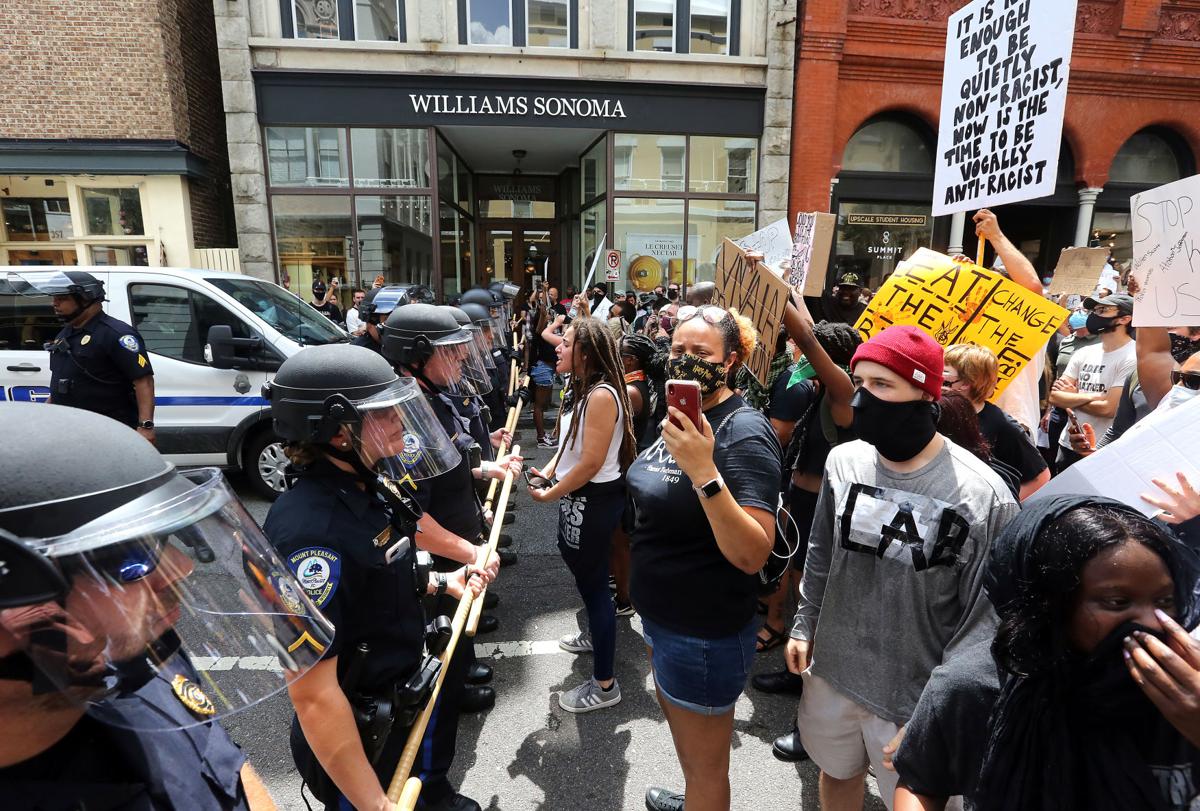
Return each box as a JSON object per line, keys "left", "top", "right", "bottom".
{"left": 624, "top": 304, "right": 782, "bottom": 811}
{"left": 526, "top": 318, "right": 636, "bottom": 715}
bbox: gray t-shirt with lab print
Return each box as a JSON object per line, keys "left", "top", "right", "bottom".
{"left": 791, "top": 437, "right": 1019, "bottom": 725}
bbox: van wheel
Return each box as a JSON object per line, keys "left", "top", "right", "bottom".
{"left": 245, "top": 429, "right": 288, "bottom": 500}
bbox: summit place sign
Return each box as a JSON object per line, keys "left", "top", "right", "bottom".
{"left": 409, "top": 93, "right": 628, "bottom": 120}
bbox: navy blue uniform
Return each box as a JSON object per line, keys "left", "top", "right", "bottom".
{"left": 352, "top": 332, "right": 383, "bottom": 355}
{"left": 264, "top": 461, "right": 426, "bottom": 808}
{"left": 450, "top": 394, "right": 494, "bottom": 463}
{"left": 0, "top": 657, "right": 247, "bottom": 810}
{"left": 47, "top": 312, "right": 153, "bottom": 428}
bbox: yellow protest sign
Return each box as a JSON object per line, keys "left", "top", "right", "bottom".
{"left": 854, "top": 248, "right": 1067, "bottom": 397}
{"left": 714, "top": 238, "right": 791, "bottom": 385}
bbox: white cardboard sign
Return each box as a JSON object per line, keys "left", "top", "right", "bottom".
{"left": 734, "top": 219, "right": 793, "bottom": 274}
{"left": 1130, "top": 174, "right": 1200, "bottom": 326}
{"left": 932, "top": 0, "right": 1078, "bottom": 217}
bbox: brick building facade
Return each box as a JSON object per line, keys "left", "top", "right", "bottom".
{"left": 0, "top": 0, "right": 234, "bottom": 267}
{"left": 789, "top": 0, "right": 1200, "bottom": 289}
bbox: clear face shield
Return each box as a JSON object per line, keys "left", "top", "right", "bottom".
{"left": 420, "top": 329, "right": 492, "bottom": 398}
{"left": 0, "top": 469, "right": 334, "bottom": 730}
{"left": 456, "top": 325, "right": 494, "bottom": 395}
{"left": 348, "top": 377, "right": 462, "bottom": 482}
{"left": 488, "top": 305, "right": 509, "bottom": 349}
{"left": 473, "top": 323, "right": 497, "bottom": 370}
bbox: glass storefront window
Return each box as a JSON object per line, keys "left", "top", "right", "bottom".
{"left": 351, "top": 129, "right": 429, "bottom": 188}
{"left": 690, "top": 0, "right": 729, "bottom": 55}
{"left": 688, "top": 199, "right": 756, "bottom": 283}
{"left": 834, "top": 202, "right": 934, "bottom": 293}
{"left": 527, "top": 0, "right": 568, "bottom": 47}
{"left": 582, "top": 202, "right": 605, "bottom": 276}
{"left": 267, "top": 127, "right": 349, "bottom": 187}
{"left": 357, "top": 196, "right": 434, "bottom": 289}
{"left": 4, "top": 248, "right": 77, "bottom": 266}
{"left": 271, "top": 195, "right": 355, "bottom": 299}
{"left": 1110, "top": 132, "right": 1181, "bottom": 185}
{"left": 581, "top": 139, "right": 606, "bottom": 204}
{"left": 842, "top": 120, "right": 933, "bottom": 174}
{"left": 1, "top": 198, "right": 73, "bottom": 241}
{"left": 614, "top": 134, "right": 686, "bottom": 193}
{"left": 467, "top": 0, "right": 512, "bottom": 44}
{"left": 456, "top": 163, "right": 472, "bottom": 212}
{"left": 90, "top": 245, "right": 149, "bottom": 266}
{"left": 293, "top": 0, "right": 340, "bottom": 39}
{"left": 633, "top": 0, "right": 675, "bottom": 52}
{"left": 355, "top": 0, "right": 399, "bottom": 41}
{"left": 690, "top": 137, "right": 757, "bottom": 194}
{"left": 614, "top": 197, "right": 688, "bottom": 292}
{"left": 82, "top": 188, "right": 144, "bottom": 236}
{"left": 440, "top": 204, "right": 470, "bottom": 297}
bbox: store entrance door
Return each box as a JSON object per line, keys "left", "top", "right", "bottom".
{"left": 479, "top": 221, "right": 556, "bottom": 291}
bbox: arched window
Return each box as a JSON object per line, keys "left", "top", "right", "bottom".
{"left": 1110, "top": 130, "right": 1186, "bottom": 184}
{"left": 841, "top": 118, "right": 934, "bottom": 174}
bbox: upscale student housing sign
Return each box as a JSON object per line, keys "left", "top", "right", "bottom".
{"left": 932, "top": 0, "right": 1078, "bottom": 216}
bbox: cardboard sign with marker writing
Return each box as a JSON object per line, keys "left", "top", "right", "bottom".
{"left": 713, "top": 239, "right": 791, "bottom": 385}
{"left": 854, "top": 248, "right": 1067, "bottom": 397}
{"left": 790, "top": 212, "right": 836, "bottom": 295}
{"left": 1048, "top": 247, "right": 1110, "bottom": 295}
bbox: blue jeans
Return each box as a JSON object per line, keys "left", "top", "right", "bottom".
{"left": 531, "top": 360, "right": 555, "bottom": 387}
{"left": 642, "top": 615, "right": 758, "bottom": 715}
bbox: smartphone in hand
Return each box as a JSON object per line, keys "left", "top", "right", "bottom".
{"left": 524, "top": 469, "right": 554, "bottom": 489}
{"left": 666, "top": 379, "right": 702, "bottom": 431}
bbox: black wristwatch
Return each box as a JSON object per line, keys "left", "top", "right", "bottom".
{"left": 138, "top": 420, "right": 155, "bottom": 429}
{"left": 693, "top": 474, "right": 725, "bottom": 500}
{"left": 434, "top": 572, "right": 448, "bottom": 597}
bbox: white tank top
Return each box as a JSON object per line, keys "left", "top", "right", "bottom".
{"left": 557, "top": 383, "right": 624, "bottom": 483}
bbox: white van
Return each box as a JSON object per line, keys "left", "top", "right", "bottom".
{"left": 0, "top": 266, "right": 348, "bottom": 498}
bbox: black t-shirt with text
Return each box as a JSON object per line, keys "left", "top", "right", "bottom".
{"left": 627, "top": 394, "right": 782, "bottom": 638}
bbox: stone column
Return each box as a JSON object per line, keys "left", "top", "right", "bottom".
{"left": 948, "top": 211, "right": 967, "bottom": 255}
{"left": 1074, "top": 187, "right": 1102, "bottom": 248}
{"left": 758, "top": 0, "right": 798, "bottom": 227}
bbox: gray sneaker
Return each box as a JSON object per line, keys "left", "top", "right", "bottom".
{"left": 558, "top": 631, "right": 593, "bottom": 653}
{"left": 558, "top": 677, "right": 622, "bottom": 713}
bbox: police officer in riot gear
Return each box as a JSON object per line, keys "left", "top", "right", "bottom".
{"left": 355, "top": 287, "right": 405, "bottom": 353}
{"left": 20, "top": 270, "right": 157, "bottom": 440}
{"left": 0, "top": 401, "right": 332, "bottom": 809}
{"left": 459, "top": 300, "right": 509, "bottom": 431}
{"left": 262, "top": 343, "right": 488, "bottom": 811}
{"left": 460, "top": 288, "right": 516, "bottom": 430}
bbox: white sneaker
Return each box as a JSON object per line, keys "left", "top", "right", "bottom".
{"left": 558, "top": 631, "right": 593, "bottom": 653}
{"left": 558, "top": 677, "right": 621, "bottom": 713}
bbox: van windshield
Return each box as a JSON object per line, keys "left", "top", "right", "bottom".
{"left": 208, "top": 278, "right": 347, "bottom": 346}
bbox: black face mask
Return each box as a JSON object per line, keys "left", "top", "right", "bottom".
{"left": 1170, "top": 332, "right": 1200, "bottom": 363}
{"left": 1085, "top": 312, "right": 1124, "bottom": 335}
{"left": 667, "top": 353, "right": 726, "bottom": 398}
{"left": 851, "top": 388, "right": 939, "bottom": 462}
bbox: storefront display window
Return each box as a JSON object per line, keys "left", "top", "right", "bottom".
{"left": 355, "top": 0, "right": 400, "bottom": 41}
{"left": 615, "top": 197, "right": 688, "bottom": 292}
{"left": 1110, "top": 131, "right": 1182, "bottom": 185}
{"left": 357, "top": 196, "right": 434, "bottom": 289}
{"left": 842, "top": 120, "right": 934, "bottom": 174}
{"left": 689, "top": 136, "right": 757, "bottom": 194}
{"left": 91, "top": 245, "right": 150, "bottom": 266}
{"left": 633, "top": 0, "right": 675, "bottom": 52}
{"left": 351, "top": 128, "right": 429, "bottom": 188}
{"left": 581, "top": 139, "right": 606, "bottom": 205}
{"left": 467, "top": 0, "right": 513, "bottom": 45}
{"left": 1, "top": 198, "right": 73, "bottom": 241}
{"left": 293, "top": 0, "right": 340, "bottom": 39}
{"left": 527, "top": 0, "right": 569, "bottom": 47}
{"left": 440, "top": 204, "right": 471, "bottom": 297}
{"left": 267, "top": 127, "right": 349, "bottom": 187}
{"left": 690, "top": 0, "right": 730, "bottom": 55}
{"left": 614, "top": 134, "right": 686, "bottom": 193}
{"left": 582, "top": 201, "right": 605, "bottom": 271}
{"left": 688, "top": 199, "right": 756, "bottom": 283}
{"left": 271, "top": 195, "right": 355, "bottom": 297}
{"left": 834, "top": 202, "right": 934, "bottom": 292}
{"left": 82, "top": 188, "right": 144, "bottom": 236}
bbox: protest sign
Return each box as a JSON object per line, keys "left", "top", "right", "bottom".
{"left": 1029, "top": 396, "right": 1200, "bottom": 516}
{"left": 735, "top": 219, "right": 793, "bottom": 274}
{"left": 1130, "top": 174, "right": 1200, "bottom": 326}
{"left": 1048, "top": 247, "right": 1110, "bottom": 296}
{"left": 854, "top": 248, "right": 1067, "bottom": 396}
{"left": 790, "top": 212, "right": 836, "bottom": 295}
{"left": 932, "top": 0, "right": 1079, "bottom": 216}
{"left": 713, "top": 238, "right": 791, "bottom": 384}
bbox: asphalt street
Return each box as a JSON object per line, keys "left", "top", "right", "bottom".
{"left": 222, "top": 410, "right": 887, "bottom": 811}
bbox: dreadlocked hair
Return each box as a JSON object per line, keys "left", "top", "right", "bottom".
{"left": 557, "top": 317, "right": 638, "bottom": 471}
{"left": 621, "top": 332, "right": 665, "bottom": 384}
{"left": 812, "top": 320, "right": 862, "bottom": 367}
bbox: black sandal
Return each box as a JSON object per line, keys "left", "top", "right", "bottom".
{"left": 756, "top": 624, "right": 787, "bottom": 653}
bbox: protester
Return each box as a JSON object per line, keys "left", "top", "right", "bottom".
{"left": 1041, "top": 309, "right": 1097, "bottom": 467}
{"left": 311, "top": 278, "right": 344, "bottom": 325}
{"left": 627, "top": 305, "right": 782, "bottom": 811}
{"left": 346, "top": 289, "right": 366, "bottom": 334}
{"left": 1049, "top": 293, "right": 1137, "bottom": 470}
{"left": 805, "top": 271, "right": 866, "bottom": 325}
{"left": 526, "top": 286, "right": 560, "bottom": 449}
{"left": 528, "top": 318, "right": 636, "bottom": 713}
{"left": 685, "top": 281, "right": 717, "bottom": 307}
{"left": 735, "top": 326, "right": 792, "bottom": 413}
{"left": 935, "top": 391, "right": 1022, "bottom": 498}
{"left": 942, "top": 344, "right": 1049, "bottom": 499}
{"left": 786, "top": 325, "right": 1019, "bottom": 811}
{"left": 607, "top": 300, "right": 632, "bottom": 339}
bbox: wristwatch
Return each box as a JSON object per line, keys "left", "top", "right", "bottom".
{"left": 138, "top": 420, "right": 155, "bottom": 429}
{"left": 692, "top": 474, "right": 725, "bottom": 500}
{"left": 434, "top": 572, "right": 448, "bottom": 597}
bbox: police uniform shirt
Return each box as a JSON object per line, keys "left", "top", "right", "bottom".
{"left": 351, "top": 332, "right": 383, "bottom": 355}
{"left": 0, "top": 656, "right": 248, "bottom": 811}
{"left": 451, "top": 394, "right": 494, "bottom": 463}
{"left": 264, "top": 461, "right": 425, "bottom": 688}
{"left": 410, "top": 390, "right": 484, "bottom": 546}
{"left": 48, "top": 312, "right": 153, "bottom": 427}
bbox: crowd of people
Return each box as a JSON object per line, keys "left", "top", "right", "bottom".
{"left": 7, "top": 204, "right": 1200, "bottom": 811}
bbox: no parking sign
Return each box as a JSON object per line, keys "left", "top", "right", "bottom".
{"left": 604, "top": 249, "right": 622, "bottom": 282}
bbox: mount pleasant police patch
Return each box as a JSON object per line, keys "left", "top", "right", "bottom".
{"left": 287, "top": 547, "right": 341, "bottom": 607}
{"left": 399, "top": 432, "right": 424, "bottom": 469}
{"left": 119, "top": 334, "right": 140, "bottom": 352}
{"left": 271, "top": 572, "right": 306, "bottom": 614}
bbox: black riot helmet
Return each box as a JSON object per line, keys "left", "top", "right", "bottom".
{"left": 447, "top": 306, "right": 493, "bottom": 393}
{"left": 382, "top": 303, "right": 487, "bottom": 397}
{"left": 489, "top": 280, "right": 520, "bottom": 302}
{"left": 0, "top": 403, "right": 333, "bottom": 730}
{"left": 459, "top": 288, "right": 509, "bottom": 348}
{"left": 6, "top": 269, "right": 106, "bottom": 321}
{"left": 460, "top": 301, "right": 498, "bottom": 370}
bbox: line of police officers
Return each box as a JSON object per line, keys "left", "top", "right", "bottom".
{"left": 0, "top": 278, "right": 529, "bottom": 810}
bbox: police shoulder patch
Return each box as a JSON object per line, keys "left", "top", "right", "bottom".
{"left": 287, "top": 547, "right": 341, "bottom": 607}
{"left": 119, "top": 334, "right": 140, "bottom": 352}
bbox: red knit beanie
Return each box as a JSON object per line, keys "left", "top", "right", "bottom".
{"left": 850, "top": 325, "right": 944, "bottom": 401}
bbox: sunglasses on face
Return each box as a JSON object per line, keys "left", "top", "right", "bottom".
{"left": 1172, "top": 370, "right": 1200, "bottom": 390}
{"left": 676, "top": 305, "right": 730, "bottom": 326}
